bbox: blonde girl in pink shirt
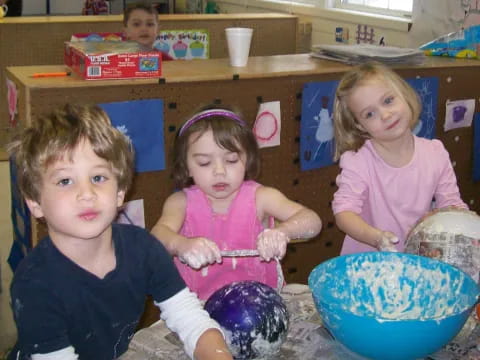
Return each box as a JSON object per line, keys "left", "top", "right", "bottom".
{"left": 152, "top": 107, "right": 322, "bottom": 300}
{"left": 332, "top": 62, "right": 467, "bottom": 255}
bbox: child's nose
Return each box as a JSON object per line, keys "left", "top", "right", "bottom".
{"left": 214, "top": 160, "right": 226, "bottom": 175}
{"left": 380, "top": 107, "right": 392, "bottom": 121}
{"left": 77, "top": 181, "right": 96, "bottom": 200}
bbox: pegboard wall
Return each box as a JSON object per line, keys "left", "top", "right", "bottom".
{"left": 8, "top": 64, "right": 480, "bottom": 286}
{"left": 0, "top": 14, "right": 297, "bottom": 155}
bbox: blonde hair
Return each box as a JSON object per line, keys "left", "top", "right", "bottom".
{"left": 333, "top": 62, "right": 421, "bottom": 161}
{"left": 173, "top": 106, "right": 260, "bottom": 189}
{"left": 8, "top": 104, "right": 134, "bottom": 202}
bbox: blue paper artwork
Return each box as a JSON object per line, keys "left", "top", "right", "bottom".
{"left": 8, "top": 157, "right": 31, "bottom": 272}
{"left": 300, "top": 77, "right": 439, "bottom": 171}
{"left": 100, "top": 99, "right": 165, "bottom": 172}
{"left": 473, "top": 113, "right": 480, "bottom": 182}
{"left": 407, "top": 77, "right": 438, "bottom": 140}
{"left": 300, "top": 80, "right": 338, "bottom": 171}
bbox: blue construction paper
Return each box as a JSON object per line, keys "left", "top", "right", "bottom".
{"left": 300, "top": 77, "right": 439, "bottom": 171}
{"left": 8, "top": 158, "right": 31, "bottom": 271}
{"left": 473, "top": 113, "right": 480, "bottom": 182}
{"left": 100, "top": 99, "right": 165, "bottom": 173}
{"left": 406, "top": 77, "right": 438, "bottom": 140}
{"left": 300, "top": 81, "right": 338, "bottom": 171}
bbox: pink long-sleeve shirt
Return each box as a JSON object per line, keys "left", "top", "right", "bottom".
{"left": 332, "top": 136, "right": 467, "bottom": 254}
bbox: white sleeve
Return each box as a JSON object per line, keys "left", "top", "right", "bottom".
{"left": 31, "top": 346, "right": 79, "bottom": 360}
{"left": 155, "top": 288, "right": 224, "bottom": 359}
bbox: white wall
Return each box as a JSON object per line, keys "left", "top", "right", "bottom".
{"left": 215, "top": 0, "right": 410, "bottom": 48}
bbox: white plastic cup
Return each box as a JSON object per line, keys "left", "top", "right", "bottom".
{"left": 0, "top": 4, "right": 8, "bottom": 17}
{"left": 225, "top": 27, "right": 253, "bottom": 67}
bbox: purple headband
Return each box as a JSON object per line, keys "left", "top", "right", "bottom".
{"left": 178, "top": 109, "right": 246, "bottom": 136}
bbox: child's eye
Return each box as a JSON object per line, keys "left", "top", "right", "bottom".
{"left": 92, "top": 175, "right": 107, "bottom": 183}
{"left": 385, "top": 96, "right": 394, "bottom": 105}
{"left": 364, "top": 111, "right": 374, "bottom": 119}
{"left": 57, "top": 178, "right": 72, "bottom": 186}
{"left": 225, "top": 152, "right": 240, "bottom": 164}
{"left": 198, "top": 162, "right": 210, "bottom": 167}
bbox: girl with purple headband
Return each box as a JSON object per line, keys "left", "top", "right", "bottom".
{"left": 152, "top": 107, "right": 322, "bottom": 300}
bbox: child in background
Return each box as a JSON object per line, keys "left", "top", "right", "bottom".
{"left": 82, "top": 0, "right": 108, "bottom": 15}
{"left": 123, "top": 2, "right": 173, "bottom": 60}
{"left": 151, "top": 107, "right": 322, "bottom": 300}
{"left": 332, "top": 62, "right": 467, "bottom": 254}
{"left": 7, "top": 104, "right": 232, "bottom": 360}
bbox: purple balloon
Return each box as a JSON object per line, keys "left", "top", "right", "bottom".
{"left": 204, "top": 280, "right": 289, "bottom": 359}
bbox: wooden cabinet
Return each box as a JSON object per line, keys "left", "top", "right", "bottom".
{"left": 6, "top": 54, "right": 480, "bottom": 284}
{"left": 0, "top": 13, "right": 298, "bottom": 157}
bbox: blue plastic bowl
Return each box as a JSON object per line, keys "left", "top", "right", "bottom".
{"left": 308, "top": 252, "right": 479, "bottom": 360}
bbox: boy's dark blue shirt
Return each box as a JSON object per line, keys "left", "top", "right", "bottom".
{"left": 10, "top": 223, "right": 185, "bottom": 359}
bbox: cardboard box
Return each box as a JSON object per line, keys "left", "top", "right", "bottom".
{"left": 65, "top": 41, "right": 162, "bottom": 80}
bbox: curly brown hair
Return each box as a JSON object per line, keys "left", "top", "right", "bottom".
{"left": 8, "top": 104, "right": 134, "bottom": 202}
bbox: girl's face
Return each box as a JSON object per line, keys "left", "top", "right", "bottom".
{"left": 186, "top": 129, "right": 247, "bottom": 204}
{"left": 347, "top": 78, "right": 413, "bottom": 144}
{"left": 124, "top": 9, "right": 158, "bottom": 48}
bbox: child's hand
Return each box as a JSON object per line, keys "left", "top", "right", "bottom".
{"left": 256, "top": 229, "right": 290, "bottom": 261}
{"left": 377, "top": 231, "right": 399, "bottom": 252}
{"left": 177, "top": 237, "right": 222, "bottom": 269}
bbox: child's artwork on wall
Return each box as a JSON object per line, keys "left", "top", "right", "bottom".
{"left": 116, "top": 199, "right": 145, "bottom": 228}
{"left": 300, "top": 80, "right": 338, "bottom": 171}
{"left": 100, "top": 99, "right": 165, "bottom": 173}
{"left": 473, "top": 113, "right": 480, "bottom": 182}
{"left": 155, "top": 30, "right": 209, "bottom": 59}
{"left": 444, "top": 99, "right": 476, "bottom": 131}
{"left": 407, "top": 77, "right": 439, "bottom": 140}
{"left": 300, "top": 77, "right": 439, "bottom": 171}
{"left": 6, "top": 78, "right": 18, "bottom": 127}
{"left": 8, "top": 158, "right": 31, "bottom": 271}
{"left": 253, "top": 101, "right": 281, "bottom": 148}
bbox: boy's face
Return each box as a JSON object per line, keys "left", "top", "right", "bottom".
{"left": 26, "top": 140, "right": 125, "bottom": 244}
{"left": 124, "top": 9, "right": 158, "bottom": 48}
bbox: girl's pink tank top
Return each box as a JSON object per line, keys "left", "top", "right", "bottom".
{"left": 174, "top": 180, "right": 278, "bottom": 300}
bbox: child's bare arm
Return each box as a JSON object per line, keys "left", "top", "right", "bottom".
{"left": 193, "top": 329, "right": 233, "bottom": 360}
{"left": 335, "top": 211, "right": 398, "bottom": 251}
{"left": 257, "top": 186, "right": 322, "bottom": 239}
{"left": 151, "top": 192, "right": 188, "bottom": 255}
{"left": 151, "top": 192, "right": 221, "bottom": 268}
{"left": 255, "top": 186, "right": 322, "bottom": 260}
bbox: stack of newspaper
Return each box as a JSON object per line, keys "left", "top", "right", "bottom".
{"left": 121, "top": 284, "right": 480, "bottom": 360}
{"left": 310, "top": 44, "right": 425, "bottom": 65}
